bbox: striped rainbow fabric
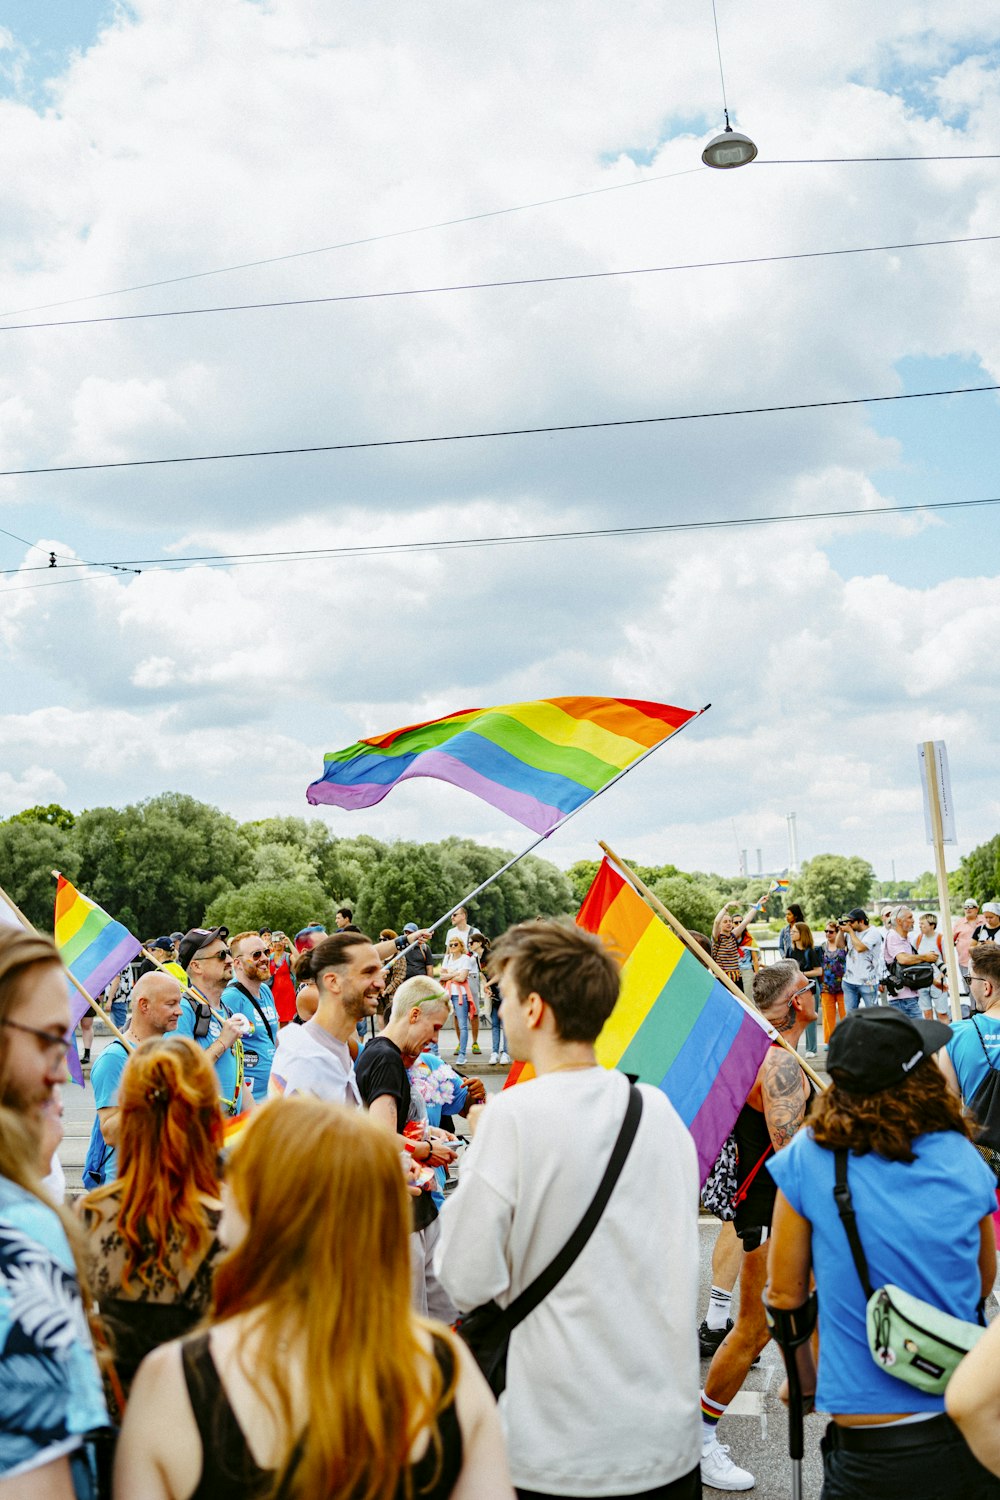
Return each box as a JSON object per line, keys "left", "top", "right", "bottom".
{"left": 506, "top": 858, "right": 774, "bottom": 1184}
{"left": 54, "top": 876, "right": 141, "bottom": 1004}
{"left": 307, "top": 697, "right": 698, "bottom": 835}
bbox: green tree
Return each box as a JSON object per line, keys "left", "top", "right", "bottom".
{"left": 649, "top": 874, "right": 723, "bottom": 936}
{"left": 795, "top": 854, "right": 874, "bottom": 925}
{"left": 0, "top": 818, "right": 80, "bottom": 931}
{"left": 356, "top": 842, "right": 452, "bottom": 935}
{"left": 566, "top": 860, "right": 601, "bottom": 907}
{"left": 204, "top": 878, "right": 333, "bottom": 936}
{"left": 74, "top": 792, "right": 254, "bottom": 936}
{"left": 9, "top": 803, "right": 76, "bottom": 831}
{"left": 315, "top": 834, "right": 386, "bottom": 908}
{"left": 957, "top": 834, "right": 1000, "bottom": 905}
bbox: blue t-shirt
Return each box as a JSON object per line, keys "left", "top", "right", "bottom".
{"left": 0, "top": 1177, "right": 108, "bottom": 1482}
{"left": 87, "top": 1039, "right": 130, "bottom": 1185}
{"left": 175, "top": 993, "right": 241, "bottom": 1114}
{"left": 220, "top": 981, "right": 279, "bottom": 1099}
{"left": 769, "top": 1128, "right": 996, "bottom": 1415}
{"left": 946, "top": 1013, "right": 1000, "bottom": 1100}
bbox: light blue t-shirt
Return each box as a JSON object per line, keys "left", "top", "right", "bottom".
{"left": 946, "top": 1013, "right": 1000, "bottom": 1101}
{"left": 0, "top": 1177, "right": 108, "bottom": 1482}
{"left": 769, "top": 1128, "right": 996, "bottom": 1414}
{"left": 220, "top": 980, "right": 279, "bottom": 1099}
{"left": 175, "top": 992, "right": 241, "bottom": 1114}
{"left": 87, "top": 1039, "right": 130, "bottom": 1185}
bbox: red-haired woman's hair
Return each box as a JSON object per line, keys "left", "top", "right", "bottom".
{"left": 83, "top": 1034, "right": 222, "bottom": 1292}
{"left": 213, "top": 1097, "right": 457, "bottom": 1500}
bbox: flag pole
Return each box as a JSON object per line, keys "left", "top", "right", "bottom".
{"left": 388, "top": 704, "right": 712, "bottom": 969}
{"left": 2, "top": 879, "right": 134, "bottom": 1051}
{"left": 598, "top": 840, "right": 826, "bottom": 1092}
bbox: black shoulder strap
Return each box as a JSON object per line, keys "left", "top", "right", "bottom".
{"left": 833, "top": 1149, "right": 875, "bottom": 1300}
{"left": 506, "top": 1084, "right": 643, "bottom": 1331}
{"left": 232, "top": 981, "right": 274, "bottom": 1044}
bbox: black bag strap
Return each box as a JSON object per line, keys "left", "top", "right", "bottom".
{"left": 232, "top": 981, "right": 274, "bottom": 1045}
{"left": 506, "top": 1084, "right": 643, "bottom": 1331}
{"left": 833, "top": 1149, "right": 875, "bottom": 1301}
{"left": 972, "top": 1017, "right": 997, "bottom": 1073}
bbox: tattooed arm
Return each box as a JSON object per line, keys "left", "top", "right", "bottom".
{"left": 761, "top": 1049, "right": 809, "bottom": 1152}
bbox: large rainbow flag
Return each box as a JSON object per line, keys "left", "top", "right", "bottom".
{"left": 307, "top": 697, "right": 698, "bottom": 835}
{"left": 507, "top": 858, "right": 774, "bottom": 1184}
{"left": 54, "top": 876, "right": 142, "bottom": 1013}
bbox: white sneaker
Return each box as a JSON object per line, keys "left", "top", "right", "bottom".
{"left": 499, "top": 1050, "right": 510, "bottom": 1064}
{"left": 455, "top": 1053, "right": 467, "bottom": 1065}
{"left": 701, "top": 1434, "right": 754, "bottom": 1491}
{"left": 489, "top": 1051, "right": 499, "bottom": 1064}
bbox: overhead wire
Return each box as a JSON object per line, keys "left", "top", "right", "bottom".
{"left": 2, "top": 230, "right": 997, "bottom": 333}
{"left": 1, "top": 382, "right": 996, "bottom": 479}
{"left": 1, "top": 150, "right": 996, "bottom": 323}
{"left": 0, "top": 490, "right": 997, "bottom": 596}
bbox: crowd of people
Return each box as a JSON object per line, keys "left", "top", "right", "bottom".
{"left": 3, "top": 881, "right": 1000, "bottom": 1499}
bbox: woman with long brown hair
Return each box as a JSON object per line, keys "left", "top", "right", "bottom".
{"left": 79, "top": 1034, "right": 225, "bottom": 1399}
{"left": 765, "top": 1009, "right": 1000, "bottom": 1499}
{"left": 116, "top": 1095, "right": 511, "bottom": 1500}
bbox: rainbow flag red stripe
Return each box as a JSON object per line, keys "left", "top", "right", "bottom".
{"left": 54, "top": 876, "right": 141, "bottom": 1003}
{"left": 307, "top": 697, "right": 697, "bottom": 835}
{"left": 506, "top": 859, "right": 773, "bottom": 1185}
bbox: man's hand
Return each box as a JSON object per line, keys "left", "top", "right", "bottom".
{"left": 425, "top": 1141, "right": 457, "bottom": 1168}
{"left": 463, "top": 1076, "right": 487, "bottom": 1106}
{"left": 217, "top": 1016, "right": 242, "bottom": 1050}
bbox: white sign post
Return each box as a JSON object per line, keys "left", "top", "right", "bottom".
{"left": 919, "top": 741, "right": 963, "bottom": 1022}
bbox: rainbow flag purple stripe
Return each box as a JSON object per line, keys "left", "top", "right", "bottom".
{"left": 307, "top": 696, "right": 697, "bottom": 834}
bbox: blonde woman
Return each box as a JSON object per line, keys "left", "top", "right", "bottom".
{"left": 116, "top": 1097, "right": 511, "bottom": 1500}
{"left": 440, "top": 936, "right": 474, "bottom": 1065}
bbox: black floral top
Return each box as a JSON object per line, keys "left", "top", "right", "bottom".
{"left": 79, "top": 1196, "right": 224, "bottom": 1399}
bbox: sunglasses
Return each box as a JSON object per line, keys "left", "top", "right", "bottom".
{"left": 0, "top": 1017, "right": 74, "bottom": 1058}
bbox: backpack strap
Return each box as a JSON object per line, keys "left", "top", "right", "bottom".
{"left": 833, "top": 1149, "right": 875, "bottom": 1300}
{"left": 972, "top": 1017, "right": 997, "bottom": 1072}
{"left": 231, "top": 981, "right": 274, "bottom": 1045}
{"left": 506, "top": 1084, "right": 643, "bottom": 1331}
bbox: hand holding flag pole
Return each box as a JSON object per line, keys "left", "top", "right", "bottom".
{"left": 598, "top": 842, "right": 825, "bottom": 1093}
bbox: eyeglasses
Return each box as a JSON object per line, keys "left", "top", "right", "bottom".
{"left": 0, "top": 1017, "right": 74, "bottom": 1058}
{"left": 969, "top": 974, "right": 984, "bottom": 985}
{"left": 247, "top": 949, "right": 267, "bottom": 961}
{"left": 201, "top": 948, "right": 231, "bottom": 962}
{"left": 790, "top": 984, "right": 814, "bottom": 1002}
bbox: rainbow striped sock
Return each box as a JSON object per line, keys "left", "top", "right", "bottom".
{"left": 701, "top": 1391, "right": 727, "bottom": 1436}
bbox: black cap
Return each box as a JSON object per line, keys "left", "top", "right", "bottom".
{"left": 151, "top": 936, "right": 173, "bottom": 952}
{"left": 844, "top": 908, "right": 868, "bottom": 923}
{"left": 178, "top": 926, "right": 229, "bottom": 971}
{"left": 826, "top": 1009, "right": 951, "bottom": 1094}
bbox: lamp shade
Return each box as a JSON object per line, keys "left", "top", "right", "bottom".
{"left": 702, "top": 128, "right": 758, "bottom": 169}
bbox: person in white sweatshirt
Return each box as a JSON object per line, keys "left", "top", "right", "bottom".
{"left": 436, "top": 920, "right": 701, "bottom": 1500}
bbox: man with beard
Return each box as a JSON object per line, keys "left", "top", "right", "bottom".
{"left": 269, "top": 933, "right": 385, "bottom": 1102}
{"left": 175, "top": 926, "right": 250, "bottom": 1118}
{"left": 0, "top": 927, "right": 108, "bottom": 1493}
{"left": 222, "top": 932, "right": 280, "bottom": 1100}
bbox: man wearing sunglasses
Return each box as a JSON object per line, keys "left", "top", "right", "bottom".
{"left": 175, "top": 926, "right": 249, "bottom": 1117}
{"left": 700, "top": 960, "right": 817, "bottom": 1492}
{"left": 222, "top": 932, "right": 280, "bottom": 1098}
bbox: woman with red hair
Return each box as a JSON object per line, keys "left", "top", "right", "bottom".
{"left": 79, "top": 1034, "right": 225, "bottom": 1401}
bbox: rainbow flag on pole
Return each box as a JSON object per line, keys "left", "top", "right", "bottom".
{"left": 307, "top": 697, "right": 698, "bottom": 835}
{"left": 507, "top": 858, "right": 774, "bottom": 1184}
{"left": 54, "top": 876, "right": 141, "bottom": 1007}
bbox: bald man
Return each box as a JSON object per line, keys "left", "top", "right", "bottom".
{"left": 83, "top": 972, "right": 183, "bottom": 1188}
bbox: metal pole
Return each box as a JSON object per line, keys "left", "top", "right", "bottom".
{"left": 923, "top": 742, "right": 964, "bottom": 1022}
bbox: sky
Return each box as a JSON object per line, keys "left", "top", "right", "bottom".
{"left": 1, "top": 0, "right": 999, "bottom": 885}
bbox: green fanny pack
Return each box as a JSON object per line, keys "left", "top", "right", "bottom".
{"left": 834, "top": 1150, "right": 985, "bottom": 1395}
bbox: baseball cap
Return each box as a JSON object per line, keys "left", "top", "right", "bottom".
{"left": 982, "top": 902, "right": 1000, "bottom": 918}
{"left": 964, "top": 898, "right": 980, "bottom": 909}
{"left": 844, "top": 908, "right": 868, "bottom": 923}
{"left": 170, "top": 930, "right": 184, "bottom": 943}
{"left": 826, "top": 1009, "right": 951, "bottom": 1095}
{"left": 178, "top": 926, "right": 229, "bottom": 971}
{"left": 402, "top": 922, "right": 419, "bottom": 934}
{"left": 151, "top": 936, "right": 173, "bottom": 951}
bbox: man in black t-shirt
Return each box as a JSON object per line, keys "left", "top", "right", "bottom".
{"left": 355, "top": 979, "right": 456, "bottom": 1316}
{"left": 400, "top": 922, "right": 434, "bottom": 980}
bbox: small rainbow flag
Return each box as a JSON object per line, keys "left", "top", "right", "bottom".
{"left": 769, "top": 877, "right": 790, "bottom": 894}
{"left": 507, "top": 858, "right": 774, "bottom": 1184}
{"left": 307, "top": 697, "right": 698, "bottom": 835}
{"left": 54, "top": 876, "right": 141, "bottom": 1006}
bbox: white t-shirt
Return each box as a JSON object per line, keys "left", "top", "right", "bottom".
{"left": 436, "top": 1068, "right": 701, "bottom": 1496}
{"left": 268, "top": 1021, "right": 360, "bottom": 1106}
{"left": 843, "top": 925, "right": 882, "bottom": 986}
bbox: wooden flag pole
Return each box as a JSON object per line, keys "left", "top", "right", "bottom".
{"left": 2, "top": 879, "right": 134, "bottom": 1051}
{"left": 922, "top": 742, "right": 964, "bottom": 1024}
{"left": 598, "top": 841, "right": 826, "bottom": 1092}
